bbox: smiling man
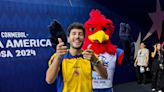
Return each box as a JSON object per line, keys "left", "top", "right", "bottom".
{"left": 46, "top": 22, "right": 107, "bottom": 92}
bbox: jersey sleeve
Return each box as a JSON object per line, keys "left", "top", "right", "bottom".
{"left": 48, "top": 53, "right": 56, "bottom": 66}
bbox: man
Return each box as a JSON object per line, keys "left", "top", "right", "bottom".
{"left": 134, "top": 42, "right": 149, "bottom": 84}
{"left": 46, "top": 22, "right": 107, "bottom": 92}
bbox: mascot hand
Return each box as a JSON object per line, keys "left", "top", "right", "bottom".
{"left": 48, "top": 20, "right": 68, "bottom": 49}
{"left": 119, "top": 22, "right": 134, "bottom": 64}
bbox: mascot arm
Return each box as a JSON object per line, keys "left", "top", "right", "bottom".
{"left": 116, "top": 48, "right": 124, "bottom": 65}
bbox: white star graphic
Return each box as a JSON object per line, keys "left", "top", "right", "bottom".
{"left": 134, "top": 32, "right": 141, "bottom": 59}
{"left": 143, "top": 0, "right": 164, "bottom": 40}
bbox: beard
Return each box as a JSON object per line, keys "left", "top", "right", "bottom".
{"left": 70, "top": 42, "right": 83, "bottom": 50}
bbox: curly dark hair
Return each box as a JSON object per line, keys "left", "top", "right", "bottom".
{"left": 67, "top": 22, "right": 85, "bottom": 37}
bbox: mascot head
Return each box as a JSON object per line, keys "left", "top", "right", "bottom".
{"left": 82, "top": 9, "right": 117, "bottom": 55}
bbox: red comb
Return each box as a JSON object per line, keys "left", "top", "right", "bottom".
{"left": 90, "top": 9, "right": 104, "bottom": 18}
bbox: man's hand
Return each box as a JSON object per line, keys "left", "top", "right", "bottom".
{"left": 82, "top": 44, "right": 98, "bottom": 62}
{"left": 56, "top": 38, "right": 68, "bottom": 57}
{"left": 83, "top": 44, "right": 108, "bottom": 79}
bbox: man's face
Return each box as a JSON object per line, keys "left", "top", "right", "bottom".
{"left": 68, "top": 28, "right": 84, "bottom": 49}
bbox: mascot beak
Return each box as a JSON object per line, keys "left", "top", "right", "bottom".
{"left": 88, "top": 30, "right": 109, "bottom": 43}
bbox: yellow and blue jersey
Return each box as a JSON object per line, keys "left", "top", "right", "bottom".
{"left": 49, "top": 51, "right": 92, "bottom": 92}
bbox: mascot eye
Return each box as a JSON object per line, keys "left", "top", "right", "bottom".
{"left": 89, "top": 28, "right": 96, "bottom": 32}
{"left": 102, "top": 27, "right": 107, "bottom": 31}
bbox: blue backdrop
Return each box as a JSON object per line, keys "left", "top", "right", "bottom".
{"left": 0, "top": 0, "right": 163, "bottom": 92}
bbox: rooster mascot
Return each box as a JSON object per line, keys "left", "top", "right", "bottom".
{"left": 82, "top": 9, "right": 124, "bottom": 92}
